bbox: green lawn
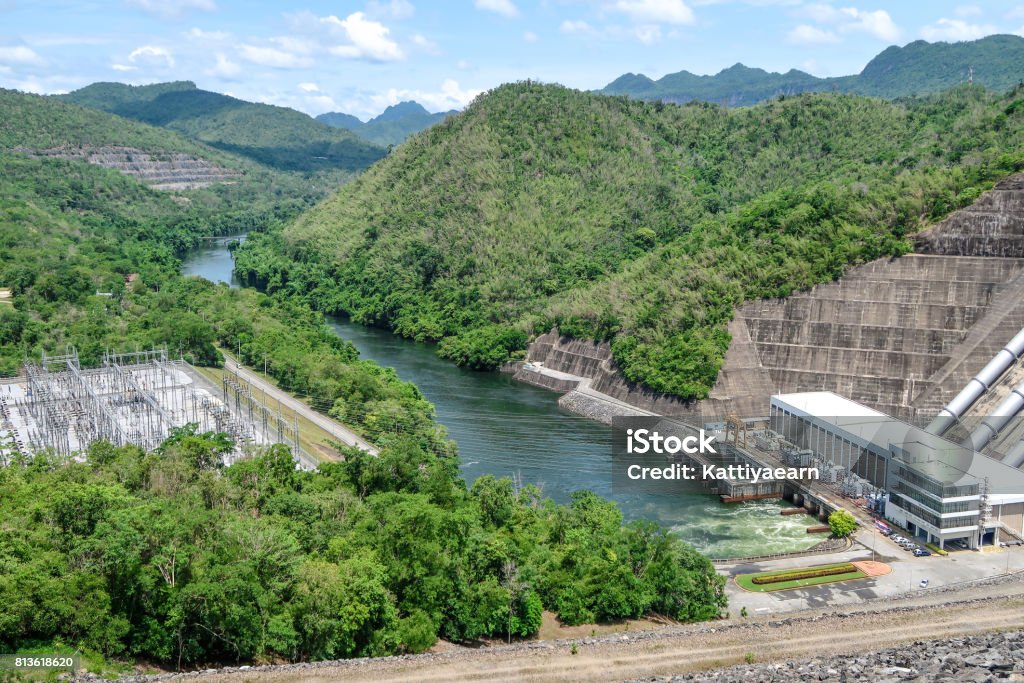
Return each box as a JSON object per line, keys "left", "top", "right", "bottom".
{"left": 734, "top": 562, "right": 868, "bottom": 592}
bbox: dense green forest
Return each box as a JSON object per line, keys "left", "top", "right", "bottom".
{"left": 317, "top": 101, "right": 456, "bottom": 147}
{"left": 233, "top": 82, "right": 1024, "bottom": 399}
{"left": 0, "top": 86, "right": 726, "bottom": 668}
{"left": 58, "top": 81, "right": 386, "bottom": 172}
{"left": 602, "top": 34, "right": 1024, "bottom": 105}
{"left": 0, "top": 439, "right": 723, "bottom": 666}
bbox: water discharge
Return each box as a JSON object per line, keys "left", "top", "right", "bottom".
{"left": 182, "top": 237, "right": 819, "bottom": 559}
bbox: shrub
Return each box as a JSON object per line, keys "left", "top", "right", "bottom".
{"left": 749, "top": 563, "right": 856, "bottom": 585}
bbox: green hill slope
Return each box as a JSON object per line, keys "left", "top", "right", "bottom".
{"left": 59, "top": 81, "right": 386, "bottom": 172}
{"left": 317, "top": 100, "right": 456, "bottom": 147}
{"left": 0, "top": 88, "right": 334, "bottom": 221}
{"left": 602, "top": 34, "right": 1024, "bottom": 105}
{"left": 235, "top": 81, "right": 1024, "bottom": 399}
{"left": 3, "top": 86, "right": 230, "bottom": 157}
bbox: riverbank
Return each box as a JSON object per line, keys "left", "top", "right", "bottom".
{"left": 180, "top": 241, "right": 830, "bottom": 560}
{"left": 502, "top": 361, "right": 656, "bottom": 424}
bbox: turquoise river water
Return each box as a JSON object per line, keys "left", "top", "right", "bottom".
{"left": 182, "top": 235, "right": 817, "bottom": 559}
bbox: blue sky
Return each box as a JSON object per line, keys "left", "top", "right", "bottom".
{"left": 2, "top": 1, "right": 1023, "bottom": 119}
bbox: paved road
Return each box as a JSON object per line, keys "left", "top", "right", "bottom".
{"left": 720, "top": 539, "right": 1024, "bottom": 616}
{"left": 221, "top": 351, "right": 378, "bottom": 457}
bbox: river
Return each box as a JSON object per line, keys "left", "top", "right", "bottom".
{"left": 182, "top": 237, "right": 818, "bottom": 559}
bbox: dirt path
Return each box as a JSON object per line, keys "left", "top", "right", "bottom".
{"left": 168, "top": 578, "right": 1024, "bottom": 683}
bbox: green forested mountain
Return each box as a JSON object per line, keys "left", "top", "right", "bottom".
{"left": 0, "top": 86, "right": 725, "bottom": 668}
{"left": 3, "top": 87, "right": 234, "bottom": 159}
{"left": 58, "top": 81, "right": 386, "bottom": 172}
{"left": 317, "top": 100, "right": 456, "bottom": 147}
{"left": 603, "top": 63, "right": 837, "bottom": 106}
{"left": 234, "top": 81, "right": 1024, "bottom": 400}
{"left": 602, "top": 34, "right": 1024, "bottom": 106}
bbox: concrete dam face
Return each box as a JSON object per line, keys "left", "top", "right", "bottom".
{"left": 522, "top": 173, "right": 1024, "bottom": 421}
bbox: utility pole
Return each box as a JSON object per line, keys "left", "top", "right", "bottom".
{"left": 968, "top": 65, "right": 974, "bottom": 85}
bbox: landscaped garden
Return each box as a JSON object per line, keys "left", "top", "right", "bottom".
{"left": 734, "top": 562, "right": 870, "bottom": 592}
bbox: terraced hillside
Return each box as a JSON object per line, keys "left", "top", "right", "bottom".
{"left": 19, "top": 145, "right": 240, "bottom": 189}
{"left": 59, "top": 81, "right": 386, "bottom": 173}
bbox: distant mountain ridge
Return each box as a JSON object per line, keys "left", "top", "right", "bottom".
{"left": 317, "top": 100, "right": 456, "bottom": 147}
{"left": 602, "top": 35, "right": 1024, "bottom": 105}
{"left": 58, "top": 81, "right": 386, "bottom": 173}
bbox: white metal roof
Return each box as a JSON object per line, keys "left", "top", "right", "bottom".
{"left": 772, "top": 391, "right": 1024, "bottom": 497}
{"left": 772, "top": 391, "right": 886, "bottom": 419}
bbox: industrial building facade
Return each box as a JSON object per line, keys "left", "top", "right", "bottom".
{"left": 770, "top": 391, "right": 1024, "bottom": 549}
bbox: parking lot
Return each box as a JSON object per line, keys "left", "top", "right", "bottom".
{"left": 720, "top": 533, "right": 1024, "bottom": 617}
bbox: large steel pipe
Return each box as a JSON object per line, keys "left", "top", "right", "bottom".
{"left": 927, "top": 327, "right": 1024, "bottom": 436}
{"left": 1003, "top": 438, "right": 1024, "bottom": 469}
{"left": 962, "top": 380, "right": 1024, "bottom": 451}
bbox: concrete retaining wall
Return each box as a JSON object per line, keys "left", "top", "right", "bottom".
{"left": 519, "top": 174, "right": 1024, "bottom": 422}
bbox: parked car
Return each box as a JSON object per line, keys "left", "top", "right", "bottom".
{"left": 919, "top": 578, "right": 929, "bottom": 588}
{"left": 913, "top": 548, "right": 931, "bottom": 557}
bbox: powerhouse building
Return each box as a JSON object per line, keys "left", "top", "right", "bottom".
{"left": 770, "top": 391, "right": 1024, "bottom": 549}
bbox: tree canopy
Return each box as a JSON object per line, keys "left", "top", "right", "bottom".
{"left": 234, "top": 82, "right": 1024, "bottom": 399}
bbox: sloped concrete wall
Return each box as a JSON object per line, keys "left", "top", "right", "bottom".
{"left": 521, "top": 173, "right": 1024, "bottom": 420}
{"left": 915, "top": 175, "right": 1024, "bottom": 258}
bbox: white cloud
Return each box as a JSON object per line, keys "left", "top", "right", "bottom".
{"left": 474, "top": 0, "right": 519, "bottom": 18}
{"left": 455, "top": 59, "right": 475, "bottom": 70}
{"left": 237, "top": 44, "right": 311, "bottom": 68}
{"left": 126, "top": 0, "right": 215, "bottom": 19}
{"left": 787, "top": 24, "right": 839, "bottom": 44}
{"left": 691, "top": 0, "right": 799, "bottom": 4}
{"left": 560, "top": 19, "right": 595, "bottom": 34}
{"left": 0, "top": 44, "right": 44, "bottom": 66}
{"left": 186, "top": 27, "right": 230, "bottom": 41}
{"left": 371, "top": 79, "right": 480, "bottom": 113}
{"left": 128, "top": 45, "right": 175, "bottom": 67}
{"left": 847, "top": 8, "right": 901, "bottom": 41}
{"left": 298, "top": 81, "right": 320, "bottom": 92}
{"left": 920, "top": 18, "right": 997, "bottom": 41}
{"left": 323, "top": 12, "right": 404, "bottom": 61}
{"left": 411, "top": 33, "right": 440, "bottom": 54}
{"left": 206, "top": 52, "right": 241, "bottom": 77}
{"left": 559, "top": 20, "right": 671, "bottom": 43}
{"left": 633, "top": 24, "right": 662, "bottom": 43}
{"left": 523, "top": 30, "right": 539, "bottom": 42}
{"left": 954, "top": 5, "right": 982, "bottom": 18}
{"left": 367, "top": 0, "right": 415, "bottom": 20}
{"left": 26, "top": 34, "right": 110, "bottom": 47}
{"left": 269, "top": 35, "right": 315, "bottom": 55}
{"left": 612, "top": 0, "right": 695, "bottom": 25}
{"left": 800, "top": 5, "right": 900, "bottom": 42}
{"left": 111, "top": 63, "right": 137, "bottom": 72}
{"left": 304, "top": 94, "right": 339, "bottom": 113}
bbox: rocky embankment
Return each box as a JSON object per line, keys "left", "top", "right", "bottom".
{"left": 649, "top": 631, "right": 1024, "bottom": 682}
{"left": 18, "top": 146, "right": 241, "bottom": 189}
